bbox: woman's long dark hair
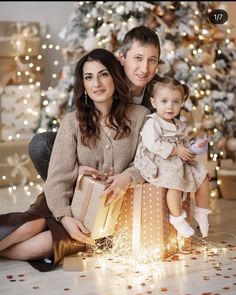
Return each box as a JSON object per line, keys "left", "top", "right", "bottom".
{"left": 73, "top": 48, "right": 132, "bottom": 148}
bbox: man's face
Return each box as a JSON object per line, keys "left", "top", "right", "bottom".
{"left": 119, "top": 41, "right": 159, "bottom": 95}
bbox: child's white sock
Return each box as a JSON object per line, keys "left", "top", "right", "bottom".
{"left": 169, "top": 211, "right": 195, "bottom": 238}
{"left": 194, "top": 207, "right": 212, "bottom": 238}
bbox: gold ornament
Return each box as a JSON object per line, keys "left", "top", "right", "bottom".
{"left": 144, "top": 13, "right": 160, "bottom": 29}
{"left": 162, "top": 10, "right": 176, "bottom": 27}
{"left": 216, "top": 137, "right": 227, "bottom": 149}
{"left": 226, "top": 138, "right": 236, "bottom": 152}
{"left": 203, "top": 117, "right": 215, "bottom": 129}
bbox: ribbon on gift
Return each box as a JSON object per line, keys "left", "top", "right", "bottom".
{"left": 132, "top": 186, "right": 143, "bottom": 253}
{"left": 10, "top": 22, "right": 39, "bottom": 56}
{"left": 6, "top": 153, "right": 31, "bottom": 185}
{"left": 77, "top": 175, "right": 99, "bottom": 223}
{"left": 72, "top": 174, "right": 124, "bottom": 239}
{"left": 0, "top": 70, "right": 17, "bottom": 87}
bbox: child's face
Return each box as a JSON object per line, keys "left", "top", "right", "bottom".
{"left": 150, "top": 86, "right": 183, "bottom": 122}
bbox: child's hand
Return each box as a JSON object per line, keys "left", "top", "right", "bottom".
{"left": 176, "top": 146, "right": 195, "bottom": 161}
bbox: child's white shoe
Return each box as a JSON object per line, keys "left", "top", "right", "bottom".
{"left": 169, "top": 211, "right": 195, "bottom": 238}
{"left": 194, "top": 207, "right": 212, "bottom": 238}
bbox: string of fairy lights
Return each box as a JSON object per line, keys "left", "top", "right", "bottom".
{"left": 1, "top": 24, "right": 63, "bottom": 188}
{"left": 2, "top": 3, "right": 235, "bottom": 205}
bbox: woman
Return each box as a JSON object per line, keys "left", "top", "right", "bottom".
{"left": 0, "top": 48, "right": 149, "bottom": 271}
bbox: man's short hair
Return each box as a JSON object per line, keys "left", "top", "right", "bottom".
{"left": 120, "top": 26, "right": 160, "bottom": 59}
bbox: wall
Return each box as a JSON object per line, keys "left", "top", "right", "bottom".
{"left": 0, "top": 1, "right": 74, "bottom": 90}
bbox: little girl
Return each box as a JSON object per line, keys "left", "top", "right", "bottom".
{"left": 134, "top": 76, "right": 211, "bottom": 238}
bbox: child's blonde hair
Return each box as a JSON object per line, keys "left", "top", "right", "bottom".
{"left": 149, "top": 75, "right": 189, "bottom": 102}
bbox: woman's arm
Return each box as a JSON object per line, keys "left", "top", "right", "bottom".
{"left": 44, "top": 113, "right": 79, "bottom": 219}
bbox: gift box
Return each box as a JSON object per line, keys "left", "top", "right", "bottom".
{"left": 0, "top": 21, "right": 42, "bottom": 87}
{"left": 71, "top": 175, "right": 124, "bottom": 239}
{"left": 0, "top": 56, "right": 45, "bottom": 87}
{"left": 0, "top": 84, "right": 41, "bottom": 141}
{"left": 218, "top": 159, "right": 236, "bottom": 200}
{"left": 0, "top": 21, "right": 41, "bottom": 57}
{"left": 115, "top": 183, "right": 191, "bottom": 260}
{"left": 0, "top": 140, "right": 39, "bottom": 187}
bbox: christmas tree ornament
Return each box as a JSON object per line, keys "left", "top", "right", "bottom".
{"left": 216, "top": 137, "right": 227, "bottom": 149}
{"left": 162, "top": 9, "right": 176, "bottom": 27}
{"left": 202, "top": 117, "right": 215, "bottom": 129}
{"left": 83, "top": 33, "right": 98, "bottom": 52}
{"left": 226, "top": 138, "right": 236, "bottom": 151}
{"left": 45, "top": 101, "right": 60, "bottom": 118}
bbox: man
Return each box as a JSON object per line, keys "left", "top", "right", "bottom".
{"left": 29, "top": 26, "right": 161, "bottom": 180}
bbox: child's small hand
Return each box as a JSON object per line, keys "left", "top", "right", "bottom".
{"left": 176, "top": 146, "right": 195, "bottom": 161}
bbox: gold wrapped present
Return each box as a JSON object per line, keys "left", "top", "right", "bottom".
{"left": 0, "top": 21, "right": 41, "bottom": 57}
{"left": 115, "top": 183, "right": 191, "bottom": 260}
{"left": 0, "top": 56, "right": 44, "bottom": 86}
{"left": 218, "top": 169, "right": 236, "bottom": 200}
{"left": 0, "top": 84, "right": 41, "bottom": 141}
{"left": 71, "top": 175, "right": 124, "bottom": 239}
{"left": 0, "top": 140, "right": 39, "bottom": 186}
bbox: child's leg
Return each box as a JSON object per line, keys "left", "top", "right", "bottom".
{"left": 167, "top": 189, "right": 194, "bottom": 238}
{"left": 195, "top": 176, "right": 210, "bottom": 208}
{"left": 194, "top": 176, "right": 212, "bottom": 237}
{"left": 166, "top": 189, "right": 182, "bottom": 216}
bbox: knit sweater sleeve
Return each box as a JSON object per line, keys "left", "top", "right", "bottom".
{"left": 43, "top": 112, "right": 79, "bottom": 219}
{"left": 123, "top": 107, "right": 150, "bottom": 186}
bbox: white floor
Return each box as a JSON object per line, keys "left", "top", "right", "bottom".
{"left": 1, "top": 183, "right": 236, "bottom": 295}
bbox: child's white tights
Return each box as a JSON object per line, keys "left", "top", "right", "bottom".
{"left": 194, "top": 206, "right": 212, "bottom": 238}
{"left": 169, "top": 211, "right": 194, "bottom": 238}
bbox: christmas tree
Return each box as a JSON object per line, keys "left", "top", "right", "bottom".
{"left": 43, "top": 2, "right": 236, "bottom": 174}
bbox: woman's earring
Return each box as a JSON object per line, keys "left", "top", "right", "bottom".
{"left": 84, "top": 90, "right": 88, "bottom": 104}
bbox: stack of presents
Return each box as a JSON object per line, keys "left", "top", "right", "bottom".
{"left": 64, "top": 175, "right": 192, "bottom": 271}
{"left": 0, "top": 21, "right": 43, "bottom": 186}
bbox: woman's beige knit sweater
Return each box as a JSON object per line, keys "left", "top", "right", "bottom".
{"left": 44, "top": 104, "right": 150, "bottom": 219}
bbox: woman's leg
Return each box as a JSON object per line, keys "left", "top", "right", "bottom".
{"left": 0, "top": 218, "right": 47, "bottom": 251}
{"left": 0, "top": 230, "right": 53, "bottom": 260}
{"left": 167, "top": 189, "right": 194, "bottom": 238}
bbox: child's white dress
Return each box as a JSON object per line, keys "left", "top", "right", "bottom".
{"left": 134, "top": 113, "right": 208, "bottom": 192}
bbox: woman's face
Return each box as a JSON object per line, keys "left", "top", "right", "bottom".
{"left": 83, "top": 60, "right": 115, "bottom": 108}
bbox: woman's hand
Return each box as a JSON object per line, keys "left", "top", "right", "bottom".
{"left": 104, "top": 172, "right": 132, "bottom": 207}
{"left": 60, "top": 216, "right": 95, "bottom": 245}
{"left": 78, "top": 166, "right": 107, "bottom": 181}
{"left": 175, "top": 146, "right": 195, "bottom": 161}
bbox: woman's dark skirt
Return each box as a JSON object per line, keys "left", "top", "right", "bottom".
{"left": 0, "top": 193, "right": 88, "bottom": 272}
